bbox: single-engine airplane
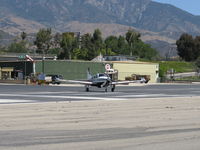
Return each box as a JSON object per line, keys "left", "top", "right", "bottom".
{"left": 58, "top": 70, "right": 147, "bottom": 92}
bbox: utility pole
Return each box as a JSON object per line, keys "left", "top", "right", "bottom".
{"left": 42, "top": 45, "right": 45, "bottom": 74}
{"left": 42, "top": 56, "right": 45, "bottom": 74}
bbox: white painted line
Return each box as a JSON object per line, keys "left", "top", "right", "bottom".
{"left": 117, "top": 94, "right": 166, "bottom": 98}
{"left": 18, "top": 91, "right": 77, "bottom": 94}
{"left": 0, "top": 99, "right": 35, "bottom": 103}
{"left": 0, "top": 94, "right": 126, "bottom": 101}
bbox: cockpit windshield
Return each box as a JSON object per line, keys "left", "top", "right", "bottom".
{"left": 99, "top": 74, "right": 106, "bottom": 77}
{"left": 92, "top": 73, "right": 109, "bottom": 79}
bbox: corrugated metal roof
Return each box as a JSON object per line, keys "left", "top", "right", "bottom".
{"left": 111, "top": 61, "right": 158, "bottom": 65}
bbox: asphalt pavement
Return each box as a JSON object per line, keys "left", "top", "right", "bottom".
{"left": 0, "top": 83, "right": 200, "bottom": 104}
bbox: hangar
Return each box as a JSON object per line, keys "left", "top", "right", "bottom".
{"left": 0, "top": 61, "right": 33, "bottom": 80}
{"left": 112, "top": 61, "right": 159, "bottom": 83}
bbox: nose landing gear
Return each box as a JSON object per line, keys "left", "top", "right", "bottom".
{"left": 85, "top": 85, "right": 89, "bottom": 92}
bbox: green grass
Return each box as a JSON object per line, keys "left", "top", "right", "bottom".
{"left": 158, "top": 61, "right": 195, "bottom": 77}
{"left": 176, "top": 76, "right": 200, "bottom": 81}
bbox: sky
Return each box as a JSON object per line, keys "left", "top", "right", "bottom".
{"left": 153, "top": 0, "right": 200, "bottom": 15}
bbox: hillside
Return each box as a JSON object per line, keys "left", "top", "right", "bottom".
{"left": 0, "top": 30, "right": 14, "bottom": 46}
{"left": 1, "top": 0, "right": 200, "bottom": 56}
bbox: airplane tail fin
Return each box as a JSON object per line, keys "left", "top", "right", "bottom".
{"left": 87, "top": 68, "right": 92, "bottom": 79}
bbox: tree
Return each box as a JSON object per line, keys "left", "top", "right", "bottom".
{"left": 125, "top": 29, "right": 141, "bottom": 56}
{"left": 136, "top": 41, "right": 158, "bottom": 60}
{"left": 81, "top": 33, "right": 95, "bottom": 60}
{"left": 176, "top": 33, "right": 196, "bottom": 61}
{"left": 34, "top": 28, "right": 52, "bottom": 54}
{"left": 7, "top": 41, "right": 27, "bottom": 53}
{"left": 55, "top": 28, "right": 158, "bottom": 61}
{"left": 47, "top": 33, "right": 62, "bottom": 55}
{"left": 21, "top": 32, "right": 27, "bottom": 41}
{"left": 117, "top": 35, "right": 129, "bottom": 55}
{"left": 91, "top": 29, "right": 103, "bottom": 56}
{"left": 72, "top": 48, "right": 88, "bottom": 60}
{"left": 52, "top": 33, "right": 62, "bottom": 48}
{"left": 48, "top": 48, "right": 61, "bottom": 55}
{"left": 59, "top": 32, "right": 76, "bottom": 59}
{"left": 105, "top": 36, "right": 118, "bottom": 55}
{"left": 194, "top": 36, "right": 200, "bottom": 58}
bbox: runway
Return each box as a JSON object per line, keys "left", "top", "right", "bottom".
{"left": 0, "top": 83, "right": 200, "bottom": 104}
{"left": 0, "top": 83, "right": 200, "bottom": 150}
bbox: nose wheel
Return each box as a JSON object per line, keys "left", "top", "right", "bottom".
{"left": 105, "top": 88, "right": 108, "bottom": 92}
{"left": 85, "top": 85, "right": 89, "bottom": 92}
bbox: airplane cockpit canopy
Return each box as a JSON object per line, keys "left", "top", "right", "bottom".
{"left": 92, "top": 73, "right": 108, "bottom": 79}
{"left": 99, "top": 73, "right": 106, "bottom": 77}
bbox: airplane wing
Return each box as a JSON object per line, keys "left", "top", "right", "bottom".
{"left": 111, "top": 80, "right": 144, "bottom": 85}
{"left": 58, "top": 79, "right": 93, "bottom": 85}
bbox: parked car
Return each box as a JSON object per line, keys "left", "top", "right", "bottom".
{"left": 45, "top": 74, "right": 63, "bottom": 84}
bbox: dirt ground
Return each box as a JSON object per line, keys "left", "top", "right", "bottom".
{"left": 0, "top": 97, "right": 200, "bottom": 150}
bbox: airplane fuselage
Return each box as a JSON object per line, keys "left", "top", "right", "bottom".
{"left": 89, "top": 75, "right": 111, "bottom": 88}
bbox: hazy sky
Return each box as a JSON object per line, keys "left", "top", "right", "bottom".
{"left": 153, "top": 0, "right": 200, "bottom": 15}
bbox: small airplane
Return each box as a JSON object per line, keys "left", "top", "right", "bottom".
{"left": 58, "top": 69, "right": 147, "bottom": 92}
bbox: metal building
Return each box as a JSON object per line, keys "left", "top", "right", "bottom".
{"left": 112, "top": 61, "right": 159, "bottom": 83}
{"left": 35, "top": 60, "right": 108, "bottom": 80}
{"left": 0, "top": 60, "right": 159, "bottom": 83}
{"left": 0, "top": 61, "right": 33, "bottom": 80}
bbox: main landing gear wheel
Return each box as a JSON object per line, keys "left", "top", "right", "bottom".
{"left": 111, "top": 85, "right": 115, "bottom": 92}
{"left": 105, "top": 88, "right": 108, "bottom": 92}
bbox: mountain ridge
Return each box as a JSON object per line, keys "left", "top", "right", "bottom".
{"left": 0, "top": 0, "right": 200, "bottom": 56}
